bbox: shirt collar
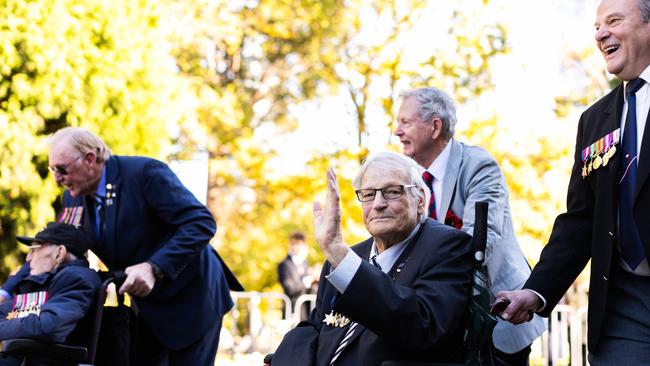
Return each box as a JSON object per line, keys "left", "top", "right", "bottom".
{"left": 625, "top": 65, "right": 650, "bottom": 102}
{"left": 426, "top": 140, "right": 453, "bottom": 182}
{"left": 95, "top": 165, "right": 107, "bottom": 199}
{"left": 369, "top": 223, "right": 420, "bottom": 274}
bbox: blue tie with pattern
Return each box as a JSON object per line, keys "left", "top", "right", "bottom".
{"left": 619, "top": 77, "right": 646, "bottom": 269}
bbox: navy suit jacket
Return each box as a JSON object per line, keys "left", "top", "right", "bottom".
{"left": 272, "top": 219, "right": 473, "bottom": 366}
{"left": 60, "top": 155, "right": 233, "bottom": 349}
{"left": 0, "top": 259, "right": 100, "bottom": 344}
{"left": 525, "top": 83, "right": 650, "bottom": 351}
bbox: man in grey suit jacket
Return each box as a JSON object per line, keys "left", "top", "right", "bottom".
{"left": 395, "top": 86, "right": 546, "bottom": 365}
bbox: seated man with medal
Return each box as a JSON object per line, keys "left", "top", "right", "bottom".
{"left": 0, "top": 222, "right": 101, "bottom": 366}
{"left": 272, "top": 152, "right": 474, "bottom": 365}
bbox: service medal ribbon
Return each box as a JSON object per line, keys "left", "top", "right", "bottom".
{"left": 8, "top": 291, "right": 48, "bottom": 319}
{"left": 58, "top": 206, "right": 83, "bottom": 227}
{"left": 581, "top": 128, "right": 620, "bottom": 178}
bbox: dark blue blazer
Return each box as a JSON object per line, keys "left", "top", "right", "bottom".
{"left": 272, "top": 219, "right": 473, "bottom": 366}
{"left": 525, "top": 83, "right": 650, "bottom": 351}
{"left": 62, "top": 155, "right": 233, "bottom": 349}
{"left": 0, "top": 259, "right": 101, "bottom": 343}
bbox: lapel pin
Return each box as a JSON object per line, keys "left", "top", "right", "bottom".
{"left": 323, "top": 311, "right": 336, "bottom": 326}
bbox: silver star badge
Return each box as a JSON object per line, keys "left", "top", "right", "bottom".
{"left": 323, "top": 311, "right": 336, "bottom": 326}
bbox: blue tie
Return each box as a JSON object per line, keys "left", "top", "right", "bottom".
{"left": 94, "top": 194, "right": 105, "bottom": 240}
{"left": 619, "top": 78, "right": 646, "bottom": 269}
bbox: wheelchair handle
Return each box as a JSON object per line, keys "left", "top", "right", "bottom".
{"left": 98, "top": 270, "right": 127, "bottom": 288}
{"left": 110, "top": 271, "right": 127, "bottom": 288}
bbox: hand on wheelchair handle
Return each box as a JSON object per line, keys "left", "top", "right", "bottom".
{"left": 119, "top": 262, "right": 156, "bottom": 297}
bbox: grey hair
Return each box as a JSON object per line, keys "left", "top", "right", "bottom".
{"left": 641, "top": 0, "right": 650, "bottom": 23}
{"left": 353, "top": 151, "right": 430, "bottom": 224}
{"left": 48, "top": 127, "right": 112, "bottom": 163}
{"left": 400, "top": 87, "right": 457, "bottom": 140}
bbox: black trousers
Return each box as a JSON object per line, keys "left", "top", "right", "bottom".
{"left": 132, "top": 313, "right": 222, "bottom": 366}
{"left": 588, "top": 262, "right": 650, "bottom": 365}
{"left": 494, "top": 345, "right": 530, "bottom": 366}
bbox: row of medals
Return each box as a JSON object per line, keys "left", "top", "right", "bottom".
{"left": 323, "top": 310, "right": 350, "bottom": 328}
{"left": 583, "top": 145, "right": 616, "bottom": 178}
{"left": 6, "top": 305, "right": 41, "bottom": 320}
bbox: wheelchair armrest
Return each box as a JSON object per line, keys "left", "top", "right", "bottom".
{"left": 0, "top": 338, "right": 87, "bottom": 361}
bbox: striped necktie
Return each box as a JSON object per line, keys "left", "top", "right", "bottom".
{"left": 329, "top": 256, "right": 382, "bottom": 365}
{"left": 422, "top": 171, "right": 437, "bottom": 219}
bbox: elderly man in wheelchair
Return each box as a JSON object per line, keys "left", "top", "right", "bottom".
{"left": 271, "top": 152, "right": 475, "bottom": 366}
{"left": 0, "top": 222, "right": 101, "bottom": 366}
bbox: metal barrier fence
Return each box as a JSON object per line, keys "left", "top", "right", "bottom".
{"left": 219, "top": 291, "right": 590, "bottom": 365}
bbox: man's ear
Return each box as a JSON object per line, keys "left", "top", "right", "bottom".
{"left": 56, "top": 246, "right": 67, "bottom": 262}
{"left": 431, "top": 117, "right": 444, "bottom": 140}
{"left": 83, "top": 151, "right": 97, "bottom": 165}
{"left": 417, "top": 189, "right": 426, "bottom": 215}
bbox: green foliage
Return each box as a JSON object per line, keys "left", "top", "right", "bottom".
{"left": 0, "top": 0, "right": 570, "bottom": 296}
{"left": 132, "top": 0, "right": 512, "bottom": 291}
{"left": 0, "top": 0, "right": 185, "bottom": 279}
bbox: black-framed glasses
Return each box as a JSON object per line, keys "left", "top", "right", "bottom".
{"left": 355, "top": 184, "right": 416, "bottom": 202}
{"left": 48, "top": 155, "right": 82, "bottom": 176}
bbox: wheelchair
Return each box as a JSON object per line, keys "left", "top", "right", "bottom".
{"left": 263, "top": 202, "right": 497, "bottom": 366}
{"left": 0, "top": 271, "right": 127, "bottom": 366}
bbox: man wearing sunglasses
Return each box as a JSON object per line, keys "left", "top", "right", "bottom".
{"left": 0, "top": 222, "right": 100, "bottom": 366}
{"left": 394, "top": 86, "right": 546, "bottom": 365}
{"left": 4, "top": 127, "right": 239, "bottom": 366}
{"left": 272, "top": 152, "right": 473, "bottom": 365}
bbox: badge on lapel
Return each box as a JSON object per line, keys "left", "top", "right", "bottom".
{"left": 58, "top": 206, "right": 84, "bottom": 227}
{"left": 105, "top": 183, "right": 116, "bottom": 206}
{"left": 323, "top": 310, "right": 351, "bottom": 328}
{"left": 581, "top": 128, "right": 620, "bottom": 178}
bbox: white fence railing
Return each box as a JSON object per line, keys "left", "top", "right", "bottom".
{"left": 530, "top": 304, "right": 590, "bottom": 365}
{"left": 219, "top": 291, "right": 590, "bottom": 365}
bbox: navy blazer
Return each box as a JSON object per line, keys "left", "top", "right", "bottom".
{"left": 0, "top": 259, "right": 101, "bottom": 343}
{"left": 272, "top": 219, "right": 473, "bottom": 366}
{"left": 60, "top": 155, "right": 233, "bottom": 349}
{"left": 525, "top": 83, "right": 650, "bottom": 351}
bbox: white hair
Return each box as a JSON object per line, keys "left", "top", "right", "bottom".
{"left": 353, "top": 151, "right": 430, "bottom": 224}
